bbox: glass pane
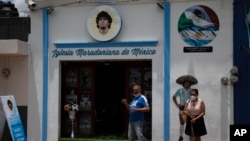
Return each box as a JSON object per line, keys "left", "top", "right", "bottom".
{"left": 79, "top": 114, "right": 92, "bottom": 135}
{"left": 129, "top": 67, "right": 141, "bottom": 87}
{"left": 80, "top": 91, "right": 92, "bottom": 111}
{"left": 80, "top": 67, "right": 93, "bottom": 88}
{"left": 65, "top": 67, "right": 78, "bottom": 87}
{"left": 65, "top": 89, "right": 78, "bottom": 105}
{"left": 144, "top": 67, "right": 152, "bottom": 89}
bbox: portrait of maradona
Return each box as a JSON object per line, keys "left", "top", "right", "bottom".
{"left": 87, "top": 5, "right": 122, "bottom": 41}
{"left": 7, "top": 99, "right": 13, "bottom": 111}
{"left": 96, "top": 11, "right": 112, "bottom": 35}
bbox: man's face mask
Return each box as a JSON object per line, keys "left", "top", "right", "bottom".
{"left": 133, "top": 88, "right": 140, "bottom": 97}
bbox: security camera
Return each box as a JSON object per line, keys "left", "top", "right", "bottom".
{"left": 28, "top": 0, "right": 36, "bottom": 8}
{"left": 2, "top": 68, "right": 11, "bottom": 78}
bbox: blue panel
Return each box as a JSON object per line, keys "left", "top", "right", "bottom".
{"left": 233, "top": 0, "right": 250, "bottom": 124}
{"left": 42, "top": 8, "right": 49, "bottom": 141}
{"left": 54, "top": 41, "right": 158, "bottom": 48}
{"left": 164, "top": 2, "right": 170, "bottom": 141}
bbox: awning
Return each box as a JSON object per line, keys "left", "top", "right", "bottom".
{"left": 0, "top": 39, "right": 28, "bottom": 55}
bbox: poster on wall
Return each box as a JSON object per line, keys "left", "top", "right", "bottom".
{"left": 87, "top": 5, "right": 122, "bottom": 41}
{"left": 0, "top": 95, "right": 27, "bottom": 141}
{"left": 177, "top": 5, "right": 220, "bottom": 52}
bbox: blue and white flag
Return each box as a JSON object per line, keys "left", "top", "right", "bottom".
{"left": 178, "top": 5, "right": 219, "bottom": 46}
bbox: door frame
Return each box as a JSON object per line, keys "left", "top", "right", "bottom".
{"left": 60, "top": 60, "right": 152, "bottom": 138}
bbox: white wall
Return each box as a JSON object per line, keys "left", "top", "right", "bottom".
{"left": 28, "top": 3, "right": 165, "bottom": 141}
{"left": 0, "top": 55, "right": 28, "bottom": 106}
{"left": 28, "top": 10, "right": 44, "bottom": 141}
{"left": 28, "top": 0, "right": 234, "bottom": 141}
{"left": 170, "top": 0, "right": 233, "bottom": 141}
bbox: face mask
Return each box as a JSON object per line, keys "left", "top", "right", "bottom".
{"left": 133, "top": 93, "right": 140, "bottom": 97}
{"left": 190, "top": 95, "right": 197, "bottom": 101}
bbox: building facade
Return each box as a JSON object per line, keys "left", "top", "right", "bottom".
{"left": 3, "top": 0, "right": 250, "bottom": 141}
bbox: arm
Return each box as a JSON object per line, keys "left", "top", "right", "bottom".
{"left": 191, "top": 100, "right": 205, "bottom": 123}
{"left": 133, "top": 106, "right": 150, "bottom": 113}
{"left": 194, "top": 100, "right": 205, "bottom": 120}
{"left": 121, "top": 99, "right": 130, "bottom": 110}
{"left": 183, "top": 101, "right": 192, "bottom": 117}
{"left": 173, "top": 95, "right": 182, "bottom": 110}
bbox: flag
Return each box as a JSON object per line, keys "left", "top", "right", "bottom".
{"left": 178, "top": 5, "right": 219, "bottom": 46}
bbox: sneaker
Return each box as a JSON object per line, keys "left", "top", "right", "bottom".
{"left": 178, "top": 136, "right": 183, "bottom": 141}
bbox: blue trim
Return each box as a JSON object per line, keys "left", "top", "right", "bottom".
{"left": 54, "top": 41, "right": 158, "bottom": 48}
{"left": 42, "top": 8, "right": 49, "bottom": 141}
{"left": 164, "top": 2, "right": 170, "bottom": 141}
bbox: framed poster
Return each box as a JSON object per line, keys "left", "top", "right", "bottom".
{"left": 87, "top": 5, "right": 122, "bottom": 41}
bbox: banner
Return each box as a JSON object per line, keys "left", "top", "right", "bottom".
{"left": 0, "top": 95, "right": 27, "bottom": 141}
{"left": 0, "top": 102, "right": 5, "bottom": 139}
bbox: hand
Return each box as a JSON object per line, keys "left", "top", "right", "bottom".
{"left": 121, "top": 99, "right": 127, "bottom": 105}
{"left": 191, "top": 118, "right": 196, "bottom": 123}
{"left": 131, "top": 108, "right": 138, "bottom": 113}
{"left": 177, "top": 104, "right": 182, "bottom": 108}
{"left": 178, "top": 104, "right": 184, "bottom": 110}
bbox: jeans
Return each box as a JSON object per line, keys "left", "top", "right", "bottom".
{"left": 128, "top": 121, "right": 147, "bottom": 141}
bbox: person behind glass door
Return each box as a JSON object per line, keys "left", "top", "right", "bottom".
{"left": 121, "top": 84, "right": 150, "bottom": 141}
{"left": 183, "top": 89, "right": 207, "bottom": 141}
{"left": 96, "top": 11, "right": 112, "bottom": 35}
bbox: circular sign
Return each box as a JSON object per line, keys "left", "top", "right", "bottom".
{"left": 87, "top": 5, "right": 122, "bottom": 41}
{"left": 178, "top": 5, "right": 219, "bottom": 46}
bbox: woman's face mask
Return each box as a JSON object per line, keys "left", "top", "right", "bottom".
{"left": 190, "top": 95, "right": 197, "bottom": 101}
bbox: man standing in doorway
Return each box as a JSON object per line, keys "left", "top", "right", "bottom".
{"left": 172, "top": 75, "right": 198, "bottom": 141}
{"left": 121, "top": 84, "right": 150, "bottom": 141}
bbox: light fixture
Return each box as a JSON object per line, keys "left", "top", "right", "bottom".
{"left": 2, "top": 68, "right": 11, "bottom": 78}
{"left": 157, "top": 2, "right": 164, "bottom": 9}
{"left": 221, "top": 66, "right": 239, "bottom": 85}
{"left": 47, "top": 7, "right": 54, "bottom": 14}
{"left": 230, "top": 75, "right": 238, "bottom": 84}
{"left": 221, "top": 77, "right": 228, "bottom": 85}
{"left": 230, "top": 66, "right": 238, "bottom": 75}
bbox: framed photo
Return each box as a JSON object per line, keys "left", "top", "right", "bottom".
{"left": 87, "top": 5, "right": 122, "bottom": 41}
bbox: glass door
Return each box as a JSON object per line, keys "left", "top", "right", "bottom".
{"left": 61, "top": 62, "right": 95, "bottom": 138}
{"left": 125, "top": 60, "right": 152, "bottom": 139}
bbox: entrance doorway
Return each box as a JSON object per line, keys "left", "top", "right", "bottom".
{"left": 60, "top": 60, "right": 152, "bottom": 139}
{"left": 95, "top": 62, "right": 126, "bottom": 136}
